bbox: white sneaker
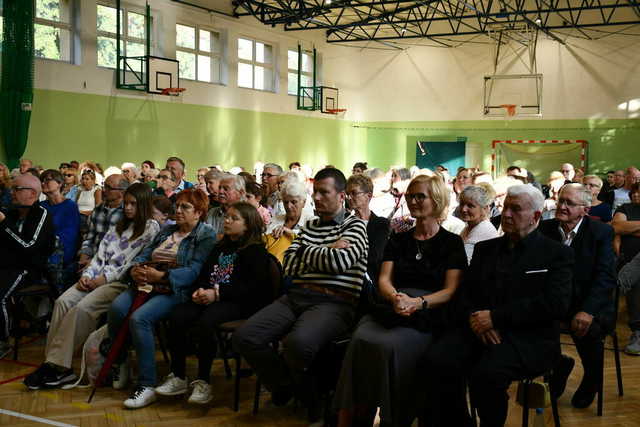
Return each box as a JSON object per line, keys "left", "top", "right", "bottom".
{"left": 155, "top": 373, "right": 188, "bottom": 396}
{"left": 124, "top": 386, "right": 157, "bottom": 409}
{"left": 188, "top": 380, "right": 212, "bottom": 404}
{"left": 112, "top": 358, "right": 129, "bottom": 390}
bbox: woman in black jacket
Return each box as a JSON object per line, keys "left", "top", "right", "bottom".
{"left": 156, "top": 201, "right": 273, "bottom": 405}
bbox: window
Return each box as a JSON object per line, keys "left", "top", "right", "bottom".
{"left": 288, "top": 49, "right": 313, "bottom": 95}
{"left": 34, "top": 0, "right": 74, "bottom": 62}
{"left": 96, "top": 3, "right": 150, "bottom": 68}
{"left": 237, "top": 38, "right": 274, "bottom": 91}
{"left": 176, "top": 24, "right": 221, "bottom": 83}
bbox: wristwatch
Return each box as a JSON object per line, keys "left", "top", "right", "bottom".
{"left": 419, "top": 296, "right": 428, "bottom": 310}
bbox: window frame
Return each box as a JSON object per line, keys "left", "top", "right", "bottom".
{"left": 287, "top": 48, "right": 315, "bottom": 96}
{"left": 96, "top": 1, "right": 155, "bottom": 69}
{"left": 32, "top": 0, "right": 77, "bottom": 64}
{"left": 237, "top": 36, "right": 275, "bottom": 92}
{"left": 175, "top": 22, "right": 223, "bottom": 85}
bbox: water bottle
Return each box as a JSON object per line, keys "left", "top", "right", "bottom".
{"left": 533, "top": 408, "right": 546, "bottom": 427}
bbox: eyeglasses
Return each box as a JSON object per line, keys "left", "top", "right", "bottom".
{"left": 12, "top": 186, "right": 33, "bottom": 192}
{"left": 157, "top": 175, "right": 172, "bottom": 180}
{"left": 64, "top": 174, "right": 75, "bottom": 178}
{"left": 557, "top": 198, "right": 585, "bottom": 208}
{"left": 346, "top": 191, "right": 366, "bottom": 199}
{"left": 404, "top": 192, "right": 428, "bottom": 203}
{"left": 175, "top": 203, "right": 194, "bottom": 211}
{"left": 261, "top": 173, "right": 277, "bottom": 178}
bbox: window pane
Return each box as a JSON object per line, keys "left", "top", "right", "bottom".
{"left": 97, "top": 36, "right": 117, "bottom": 68}
{"left": 302, "top": 53, "right": 313, "bottom": 73}
{"left": 36, "top": 0, "right": 61, "bottom": 22}
{"left": 237, "top": 62, "right": 253, "bottom": 88}
{"left": 288, "top": 72, "right": 297, "bottom": 95}
{"left": 197, "top": 55, "right": 211, "bottom": 82}
{"left": 211, "top": 56, "right": 221, "bottom": 83}
{"left": 256, "top": 42, "right": 272, "bottom": 64}
{"left": 254, "top": 65, "right": 272, "bottom": 91}
{"left": 126, "top": 41, "right": 145, "bottom": 58}
{"left": 177, "top": 51, "right": 196, "bottom": 80}
{"left": 97, "top": 5, "right": 119, "bottom": 34}
{"left": 128, "top": 12, "right": 145, "bottom": 40}
{"left": 199, "top": 29, "right": 211, "bottom": 53}
{"left": 301, "top": 74, "right": 312, "bottom": 88}
{"left": 34, "top": 23, "right": 63, "bottom": 60}
{"left": 238, "top": 38, "right": 252, "bottom": 61}
{"left": 176, "top": 24, "right": 195, "bottom": 49}
{"left": 211, "top": 31, "right": 221, "bottom": 53}
{"left": 288, "top": 50, "right": 298, "bottom": 70}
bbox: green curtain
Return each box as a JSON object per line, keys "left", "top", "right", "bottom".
{"left": 1, "top": 0, "right": 35, "bottom": 169}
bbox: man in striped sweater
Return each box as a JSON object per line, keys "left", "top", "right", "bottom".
{"left": 234, "top": 167, "right": 368, "bottom": 408}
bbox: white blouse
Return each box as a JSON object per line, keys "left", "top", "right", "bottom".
{"left": 461, "top": 219, "right": 500, "bottom": 264}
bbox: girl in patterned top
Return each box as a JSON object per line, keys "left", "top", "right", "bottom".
{"left": 156, "top": 202, "right": 275, "bottom": 406}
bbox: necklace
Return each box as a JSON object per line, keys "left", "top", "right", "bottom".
{"left": 415, "top": 240, "right": 423, "bottom": 261}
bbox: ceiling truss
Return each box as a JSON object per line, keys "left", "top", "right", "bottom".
{"left": 231, "top": 0, "right": 640, "bottom": 44}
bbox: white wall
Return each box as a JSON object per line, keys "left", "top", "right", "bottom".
{"left": 33, "top": 0, "right": 640, "bottom": 122}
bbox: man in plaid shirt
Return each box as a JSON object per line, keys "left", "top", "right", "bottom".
{"left": 77, "top": 174, "right": 128, "bottom": 269}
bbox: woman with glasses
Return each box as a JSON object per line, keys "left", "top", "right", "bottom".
{"left": 156, "top": 202, "right": 273, "bottom": 405}
{"left": 40, "top": 169, "right": 81, "bottom": 270}
{"left": 61, "top": 168, "right": 79, "bottom": 201}
{"left": 334, "top": 175, "right": 466, "bottom": 427}
{"left": 107, "top": 188, "right": 216, "bottom": 409}
{"left": 153, "top": 169, "right": 179, "bottom": 204}
{"left": 76, "top": 170, "right": 102, "bottom": 234}
{"left": 584, "top": 175, "right": 612, "bottom": 223}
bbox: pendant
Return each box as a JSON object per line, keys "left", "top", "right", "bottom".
{"left": 415, "top": 252, "right": 423, "bottom": 261}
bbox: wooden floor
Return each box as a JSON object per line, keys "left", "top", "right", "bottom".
{"left": 1, "top": 310, "right": 639, "bottom": 427}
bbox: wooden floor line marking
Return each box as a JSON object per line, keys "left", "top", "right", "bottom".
{"left": 0, "top": 408, "right": 77, "bottom": 426}
{"left": 0, "top": 374, "right": 28, "bottom": 385}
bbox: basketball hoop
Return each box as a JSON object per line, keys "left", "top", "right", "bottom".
{"left": 500, "top": 104, "right": 517, "bottom": 117}
{"left": 161, "top": 87, "right": 186, "bottom": 96}
{"left": 325, "top": 108, "right": 347, "bottom": 115}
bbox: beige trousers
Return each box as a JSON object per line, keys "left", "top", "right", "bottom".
{"left": 45, "top": 281, "right": 128, "bottom": 369}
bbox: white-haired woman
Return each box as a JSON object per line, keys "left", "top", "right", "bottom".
{"left": 459, "top": 184, "right": 499, "bottom": 264}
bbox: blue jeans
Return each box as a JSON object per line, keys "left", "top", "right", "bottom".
{"left": 108, "top": 290, "right": 179, "bottom": 387}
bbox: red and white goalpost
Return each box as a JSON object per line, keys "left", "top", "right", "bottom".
{"left": 491, "top": 139, "right": 588, "bottom": 178}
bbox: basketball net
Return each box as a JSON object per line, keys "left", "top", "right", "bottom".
{"left": 500, "top": 104, "right": 517, "bottom": 119}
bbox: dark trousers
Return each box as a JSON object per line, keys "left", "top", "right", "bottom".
{"left": 168, "top": 300, "right": 248, "bottom": 382}
{"left": 0, "top": 269, "right": 29, "bottom": 341}
{"left": 233, "top": 288, "right": 356, "bottom": 393}
{"left": 424, "top": 328, "right": 540, "bottom": 427}
{"left": 568, "top": 318, "right": 605, "bottom": 387}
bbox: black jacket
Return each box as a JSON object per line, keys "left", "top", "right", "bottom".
{"left": 0, "top": 204, "right": 56, "bottom": 273}
{"left": 465, "top": 231, "right": 573, "bottom": 373}
{"left": 538, "top": 216, "right": 616, "bottom": 325}
{"left": 367, "top": 212, "right": 391, "bottom": 283}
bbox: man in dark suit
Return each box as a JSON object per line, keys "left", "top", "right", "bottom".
{"left": 538, "top": 183, "right": 616, "bottom": 408}
{"left": 424, "top": 184, "right": 573, "bottom": 427}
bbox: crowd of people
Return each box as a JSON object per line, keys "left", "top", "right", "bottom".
{"left": 1, "top": 155, "right": 639, "bottom": 426}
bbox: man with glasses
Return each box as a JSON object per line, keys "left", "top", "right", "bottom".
{"left": 260, "top": 163, "right": 283, "bottom": 213}
{"left": 539, "top": 183, "right": 616, "bottom": 409}
{"left": 153, "top": 169, "right": 179, "bottom": 203}
{"left": 234, "top": 168, "right": 368, "bottom": 416}
{"left": 0, "top": 174, "right": 55, "bottom": 357}
{"left": 561, "top": 163, "right": 576, "bottom": 183}
{"left": 205, "top": 174, "right": 246, "bottom": 236}
{"left": 77, "top": 174, "right": 128, "bottom": 271}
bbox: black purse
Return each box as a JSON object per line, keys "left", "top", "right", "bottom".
{"left": 370, "top": 287, "right": 431, "bottom": 332}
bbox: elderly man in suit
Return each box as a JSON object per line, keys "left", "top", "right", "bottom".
{"left": 538, "top": 183, "right": 616, "bottom": 408}
{"left": 424, "top": 184, "right": 573, "bottom": 427}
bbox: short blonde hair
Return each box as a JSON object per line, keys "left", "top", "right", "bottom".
{"left": 408, "top": 175, "right": 449, "bottom": 221}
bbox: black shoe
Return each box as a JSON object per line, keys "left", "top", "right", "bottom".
{"left": 271, "top": 386, "right": 293, "bottom": 407}
{"left": 550, "top": 355, "right": 574, "bottom": 399}
{"left": 44, "top": 368, "right": 78, "bottom": 388}
{"left": 571, "top": 379, "right": 598, "bottom": 409}
{"left": 24, "top": 363, "right": 58, "bottom": 390}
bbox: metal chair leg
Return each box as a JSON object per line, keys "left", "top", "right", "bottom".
{"left": 551, "top": 393, "right": 561, "bottom": 427}
{"left": 522, "top": 380, "right": 530, "bottom": 427}
{"left": 233, "top": 356, "right": 241, "bottom": 412}
{"left": 253, "top": 378, "right": 261, "bottom": 415}
{"left": 612, "top": 331, "right": 624, "bottom": 396}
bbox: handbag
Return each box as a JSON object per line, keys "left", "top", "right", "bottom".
{"left": 369, "top": 287, "right": 431, "bottom": 332}
{"left": 132, "top": 261, "right": 177, "bottom": 294}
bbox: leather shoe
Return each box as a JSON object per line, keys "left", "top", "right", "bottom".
{"left": 571, "top": 380, "right": 598, "bottom": 409}
{"left": 550, "top": 355, "right": 574, "bottom": 399}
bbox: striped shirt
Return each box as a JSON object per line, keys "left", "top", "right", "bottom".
{"left": 79, "top": 203, "right": 123, "bottom": 258}
{"left": 284, "top": 210, "right": 368, "bottom": 298}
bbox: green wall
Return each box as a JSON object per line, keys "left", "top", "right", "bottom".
{"left": 15, "top": 89, "right": 640, "bottom": 179}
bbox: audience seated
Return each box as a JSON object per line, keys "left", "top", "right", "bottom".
{"left": 152, "top": 195, "right": 174, "bottom": 227}
{"left": 24, "top": 183, "right": 159, "bottom": 390}
{"left": 584, "top": 175, "right": 612, "bottom": 222}
{"left": 459, "top": 184, "right": 499, "bottom": 264}
{"left": 121, "top": 163, "right": 140, "bottom": 185}
{"left": 0, "top": 163, "right": 11, "bottom": 209}
{"left": 334, "top": 175, "right": 466, "bottom": 427}
{"left": 153, "top": 169, "right": 179, "bottom": 203}
{"left": 40, "top": 169, "right": 81, "bottom": 270}
{"left": 77, "top": 174, "right": 128, "bottom": 271}
{"left": 61, "top": 168, "right": 79, "bottom": 201}
{"left": 605, "top": 167, "right": 640, "bottom": 213}
{"left": 166, "top": 157, "right": 193, "bottom": 192}
{"left": 424, "top": 184, "right": 573, "bottom": 427}
{"left": 76, "top": 169, "right": 102, "bottom": 231}
{"left": 205, "top": 174, "right": 246, "bottom": 235}
{"left": 233, "top": 168, "right": 368, "bottom": 409}
{"left": 260, "top": 163, "right": 283, "bottom": 214}
{"left": 245, "top": 180, "right": 271, "bottom": 226}
{"left": 107, "top": 188, "right": 215, "bottom": 409}
{"left": 612, "top": 182, "right": 640, "bottom": 354}
{"left": 346, "top": 174, "right": 391, "bottom": 283}
{"left": 196, "top": 167, "right": 210, "bottom": 194}
{"left": 204, "top": 169, "right": 223, "bottom": 209}
{"left": 561, "top": 163, "right": 576, "bottom": 183}
{"left": 156, "top": 202, "right": 273, "bottom": 405}
{"left": 0, "top": 174, "right": 56, "bottom": 358}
